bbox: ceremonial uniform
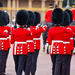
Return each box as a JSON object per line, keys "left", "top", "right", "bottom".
{"left": 30, "top": 25, "right": 47, "bottom": 75}
{"left": 48, "top": 26, "right": 72, "bottom": 75}
{"left": 25, "top": 11, "right": 37, "bottom": 75}
{"left": 62, "top": 10, "right": 74, "bottom": 75}
{"left": 0, "top": 26, "right": 11, "bottom": 74}
{"left": 72, "top": 9, "right": 75, "bottom": 21}
{"left": 47, "top": 8, "right": 72, "bottom": 75}
{"left": 0, "top": 10, "right": 11, "bottom": 75}
{"left": 11, "top": 28, "right": 31, "bottom": 75}
{"left": 11, "top": 10, "right": 29, "bottom": 75}
{"left": 45, "top": 9, "right": 53, "bottom": 23}
{"left": 25, "top": 27, "right": 40, "bottom": 75}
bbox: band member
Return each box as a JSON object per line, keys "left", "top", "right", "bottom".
{"left": 11, "top": 10, "right": 31, "bottom": 75}
{"left": 47, "top": 8, "right": 72, "bottom": 75}
{"left": 0, "top": 10, "right": 11, "bottom": 75}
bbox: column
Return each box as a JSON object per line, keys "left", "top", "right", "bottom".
{"left": 54, "top": 0, "right": 59, "bottom": 6}
{"left": 59, "top": 0, "right": 63, "bottom": 8}
{"left": 12, "top": 0, "right": 16, "bottom": 21}
{"left": 17, "top": 0, "right": 19, "bottom": 8}
{"left": 12, "top": 0, "right": 16, "bottom": 8}
{"left": 41, "top": 0, "right": 45, "bottom": 8}
{"left": 41, "top": 0, "right": 46, "bottom": 21}
{"left": 7, "top": 0, "right": 11, "bottom": 21}
{"left": 28, "top": 0, "right": 32, "bottom": 8}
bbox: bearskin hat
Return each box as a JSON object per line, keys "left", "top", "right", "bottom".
{"left": 34, "top": 11, "right": 41, "bottom": 26}
{"left": 4, "top": 11, "right": 9, "bottom": 25}
{"left": 65, "top": 9, "right": 73, "bottom": 23}
{"left": 62, "top": 11, "right": 70, "bottom": 26}
{"left": 0, "top": 10, "right": 7, "bottom": 26}
{"left": 51, "top": 8, "right": 64, "bottom": 25}
{"left": 16, "top": 10, "right": 29, "bottom": 25}
{"left": 27, "top": 11, "right": 35, "bottom": 27}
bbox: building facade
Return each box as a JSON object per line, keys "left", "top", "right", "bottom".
{"left": 0, "top": 0, "right": 72, "bottom": 21}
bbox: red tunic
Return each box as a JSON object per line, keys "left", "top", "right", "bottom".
{"left": 72, "top": 9, "right": 75, "bottom": 21}
{"left": 11, "top": 28, "right": 31, "bottom": 55}
{"left": 27, "top": 28, "right": 34, "bottom": 53}
{"left": 45, "top": 10, "right": 53, "bottom": 23}
{"left": 31, "top": 26, "right": 47, "bottom": 50}
{"left": 66, "top": 26, "right": 74, "bottom": 50}
{"left": 47, "top": 26, "right": 72, "bottom": 55}
{"left": 0, "top": 26, "right": 11, "bottom": 50}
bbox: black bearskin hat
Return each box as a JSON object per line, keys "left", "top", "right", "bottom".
{"left": 4, "top": 11, "right": 9, "bottom": 25}
{"left": 34, "top": 11, "right": 41, "bottom": 26}
{"left": 0, "top": 10, "right": 7, "bottom": 26}
{"left": 51, "top": 8, "right": 64, "bottom": 25}
{"left": 16, "top": 10, "right": 29, "bottom": 25}
{"left": 62, "top": 11, "right": 70, "bottom": 26}
{"left": 27, "top": 11, "right": 35, "bottom": 27}
{"left": 65, "top": 9, "right": 73, "bottom": 23}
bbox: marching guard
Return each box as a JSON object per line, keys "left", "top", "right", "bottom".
{"left": 0, "top": 10, "right": 11, "bottom": 75}
{"left": 25, "top": 11, "right": 38, "bottom": 75}
{"left": 61, "top": 11, "right": 74, "bottom": 75}
{"left": 47, "top": 8, "right": 73, "bottom": 75}
{"left": 30, "top": 11, "right": 47, "bottom": 75}
{"left": 63, "top": 9, "right": 74, "bottom": 75}
{"left": 11, "top": 10, "right": 31, "bottom": 75}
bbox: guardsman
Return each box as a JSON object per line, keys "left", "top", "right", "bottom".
{"left": 11, "top": 10, "right": 31, "bottom": 75}
{"left": 61, "top": 11, "right": 74, "bottom": 75}
{"left": 45, "top": 9, "right": 53, "bottom": 23}
{"left": 30, "top": 11, "right": 47, "bottom": 75}
{"left": 63, "top": 9, "right": 74, "bottom": 75}
{"left": 45, "top": 4, "right": 58, "bottom": 24}
{"left": 25, "top": 11, "right": 36, "bottom": 75}
{"left": 0, "top": 10, "right": 11, "bottom": 75}
{"left": 47, "top": 8, "right": 72, "bottom": 75}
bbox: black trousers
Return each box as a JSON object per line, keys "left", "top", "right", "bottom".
{"left": 62, "top": 50, "right": 73, "bottom": 75}
{"left": 51, "top": 55, "right": 56, "bottom": 75}
{"left": 0, "top": 49, "right": 9, "bottom": 75}
{"left": 25, "top": 52, "right": 34, "bottom": 75}
{"left": 54, "top": 55, "right": 64, "bottom": 75}
{"left": 13, "top": 55, "right": 27, "bottom": 75}
{"left": 31, "top": 49, "right": 39, "bottom": 75}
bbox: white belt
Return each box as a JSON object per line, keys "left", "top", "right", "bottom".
{"left": 52, "top": 40, "right": 63, "bottom": 43}
{"left": 70, "top": 38, "right": 73, "bottom": 40}
{"left": 0, "top": 37, "right": 9, "bottom": 40}
{"left": 63, "top": 42, "right": 70, "bottom": 44}
{"left": 27, "top": 40, "right": 33, "bottom": 42}
{"left": 15, "top": 41, "right": 27, "bottom": 44}
{"left": 33, "top": 38, "right": 40, "bottom": 40}
{"left": 51, "top": 40, "right": 70, "bottom": 44}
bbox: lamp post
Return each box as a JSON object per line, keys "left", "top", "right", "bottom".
{"left": 66, "top": 0, "right": 71, "bottom": 9}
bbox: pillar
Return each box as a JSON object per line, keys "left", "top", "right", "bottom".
{"left": 59, "top": 0, "right": 63, "bottom": 8}
{"left": 28, "top": 0, "right": 32, "bottom": 8}
{"left": 41, "top": 0, "right": 45, "bottom": 8}
{"left": 7, "top": 0, "right": 11, "bottom": 21}
{"left": 12, "top": 0, "right": 16, "bottom": 21}
{"left": 41, "top": 0, "right": 46, "bottom": 21}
